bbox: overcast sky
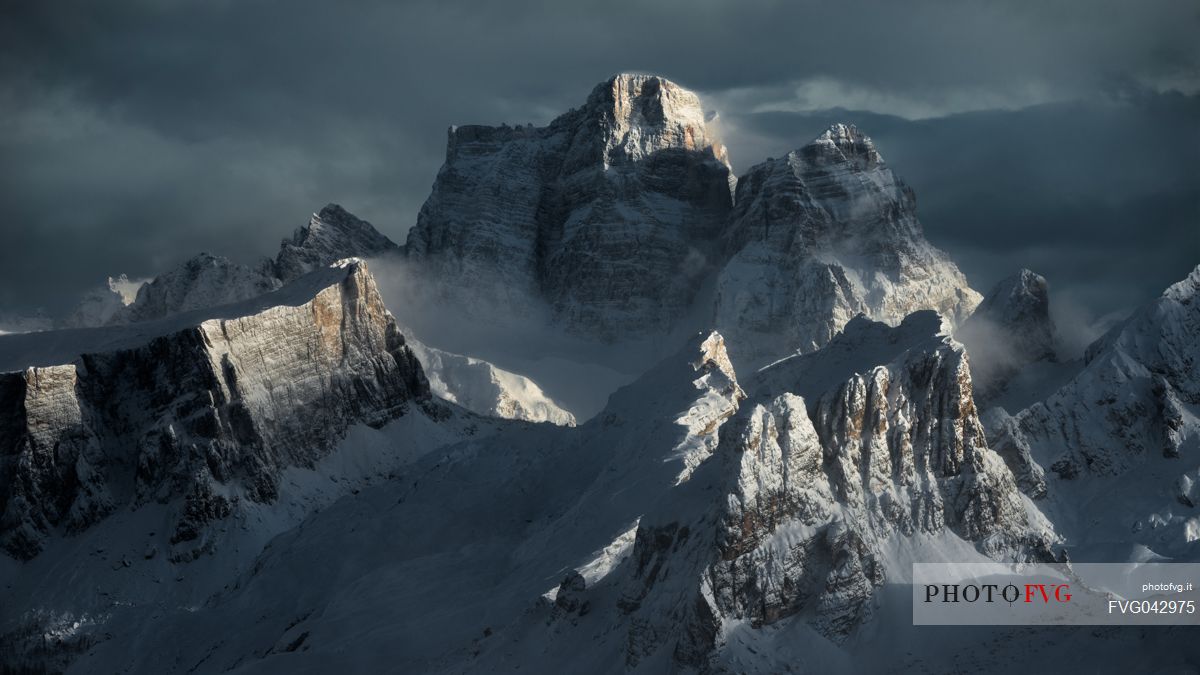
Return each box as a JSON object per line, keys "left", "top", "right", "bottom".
{"left": 1, "top": 0, "right": 1197, "bottom": 323}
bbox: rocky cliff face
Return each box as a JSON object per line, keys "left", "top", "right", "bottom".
{"left": 0, "top": 309, "right": 1062, "bottom": 673}
{"left": 567, "top": 312, "right": 1054, "bottom": 669}
{"left": 406, "top": 73, "right": 736, "bottom": 339}
{"left": 61, "top": 203, "right": 580, "bottom": 427}
{"left": 408, "top": 81, "right": 979, "bottom": 364}
{"left": 0, "top": 260, "right": 429, "bottom": 560}
{"left": 713, "top": 125, "right": 981, "bottom": 367}
{"left": 747, "top": 312, "right": 1038, "bottom": 546}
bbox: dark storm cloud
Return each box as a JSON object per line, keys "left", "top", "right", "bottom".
{"left": 0, "top": 0, "right": 1196, "bottom": 317}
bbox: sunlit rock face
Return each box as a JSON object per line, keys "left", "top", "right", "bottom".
{"left": 406, "top": 73, "right": 736, "bottom": 340}
{"left": 0, "top": 260, "right": 429, "bottom": 560}
{"left": 714, "top": 124, "right": 981, "bottom": 368}
{"left": 612, "top": 313, "right": 1055, "bottom": 668}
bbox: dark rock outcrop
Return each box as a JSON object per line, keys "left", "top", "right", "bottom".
{"left": 0, "top": 260, "right": 429, "bottom": 560}
{"left": 406, "top": 73, "right": 736, "bottom": 339}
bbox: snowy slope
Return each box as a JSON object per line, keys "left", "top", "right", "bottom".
{"left": 3, "top": 309, "right": 1066, "bottom": 674}
{"left": 0, "top": 406, "right": 496, "bottom": 674}
{"left": 406, "top": 338, "right": 576, "bottom": 426}
{"left": 1, "top": 327, "right": 744, "bottom": 673}
{"left": 988, "top": 265, "right": 1200, "bottom": 558}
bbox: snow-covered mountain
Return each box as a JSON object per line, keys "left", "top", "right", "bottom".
{"left": 407, "top": 73, "right": 736, "bottom": 339}
{"left": 0, "top": 301, "right": 1061, "bottom": 673}
{"left": 962, "top": 269, "right": 1057, "bottom": 364}
{"left": 0, "top": 259, "right": 429, "bottom": 562}
{"left": 272, "top": 204, "right": 400, "bottom": 283}
{"left": 406, "top": 76, "right": 980, "bottom": 372}
{"left": 53, "top": 204, "right": 578, "bottom": 427}
{"left": 956, "top": 268, "right": 1071, "bottom": 409}
{"left": 121, "top": 252, "right": 283, "bottom": 324}
{"left": 1, "top": 70, "right": 1195, "bottom": 674}
{"left": 987, "top": 264, "right": 1200, "bottom": 557}
{"left": 714, "top": 124, "right": 980, "bottom": 367}
{"left": 116, "top": 204, "right": 400, "bottom": 326}
{"left": 573, "top": 313, "right": 1055, "bottom": 670}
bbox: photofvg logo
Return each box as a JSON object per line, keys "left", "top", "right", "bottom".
{"left": 924, "top": 581, "right": 1071, "bottom": 605}
{"left": 913, "top": 563, "right": 1200, "bottom": 626}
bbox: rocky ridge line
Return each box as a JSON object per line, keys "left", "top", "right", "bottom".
{"left": 0, "top": 259, "right": 429, "bottom": 560}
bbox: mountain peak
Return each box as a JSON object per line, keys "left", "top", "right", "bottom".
{"left": 312, "top": 203, "right": 383, "bottom": 237}
{"left": 807, "top": 122, "right": 882, "bottom": 167}
{"left": 408, "top": 73, "right": 735, "bottom": 339}
{"left": 103, "top": 206, "right": 399, "bottom": 326}
{"left": 1006, "top": 267, "right": 1048, "bottom": 293}
{"left": 821, "top": 122, "right": 870, "bottom": 143}
{"left": 956, "top": 268, "right": 1058, "bottom": 405}
{"left": 589, "top": 73, "right": 695, "bottom": 112}
{"left": 579, "top": 72, "right": 725, "bottom": 165}
{"left": 303, "top": 204, "right": 388, "bottom": 242}
{"left": 276, "top": 204, "right": 399, "bottom": 282}
{"left": 1163, "top": 263, "right": 1200, "bottom": 302}
{"left": 316, "top": 202, "right": 354, "bottom": 221}
{"left": 972, "top": 268, "right": 1054, "bottom": 340}
{"left": 716, "top": 119, "right": 979, "bottom": 367}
